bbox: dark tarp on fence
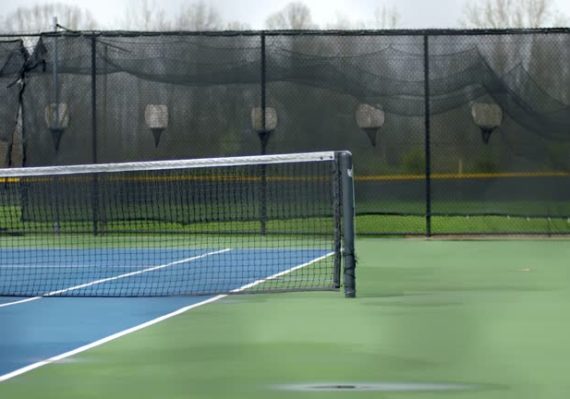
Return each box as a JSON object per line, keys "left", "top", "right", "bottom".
{"left": 0, "top": 39, "right": 26, "bottom": 166}
{"left": 4, "top": 29, "right": 570, "bottom": 235}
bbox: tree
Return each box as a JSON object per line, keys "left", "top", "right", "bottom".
{"left": 122, "top": 0, "right": 170, "bottom": 30}
{"left": 120, "top": 1, "right": 247, "bottom": 31}
{"left": 327, "top": 5, "right": 400, "bottom": 29}
{"left": 369, "top": 5, "right": 401, "bottom": 29}
{"left": 174, "top": 1, "right": 224, "bottom": 30}
{"left": 461, "top": 0, "right": 567, "bottom": 28}
{"left": 327, "top": 13, "right": 363, "bottom": 30}
{"left": 225, "top": 21, "right": 252, "bottom": 30}
{"left": 1, "top": 2, "right": 97, "bottom": 33}
{"left": 265, "top": 2, "right": 316, "bottom": 30}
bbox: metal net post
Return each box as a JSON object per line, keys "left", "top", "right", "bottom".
{"left": 338, "top": 151, "right": 356, "bottom": 298}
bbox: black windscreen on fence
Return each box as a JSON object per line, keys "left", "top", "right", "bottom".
{"left": 2, "top": 30, "right": 570, "bottom": 235}
{"left": 0, "top": 39, "right": 26, "bottom": 167}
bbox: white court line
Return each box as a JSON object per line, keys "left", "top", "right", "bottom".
{"left": 0, "top": 249, "right": 231, "bottom": 309}
{"left": 1, "top": 265, "right": 151, "bottom": 268}
{"left": 0, "top": 297, "right": 41, "bottom": 308}
{"left": 46, "top": 249, "right": 231, "bottom": 296}
{"left": 0, "top": 251, "right": 334, "bottom": 383}
{"left": 230, "top": 252, "right": 335, "bottom": 293}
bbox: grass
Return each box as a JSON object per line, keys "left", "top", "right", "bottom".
{"left": 1, "top": 238, "right": 570, "bottom": 398}
{"left": 1, "top": 213, "right": 569, "bottom": 241}
{"left": 3, "top": 205, "right": 570, "bottom": 239}
{"left": 357, "top": 214, "right": 570, "bottom": 235}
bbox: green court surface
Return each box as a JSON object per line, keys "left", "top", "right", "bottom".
{"left": 2, "top": 238, "right": 570, "bottom": 399}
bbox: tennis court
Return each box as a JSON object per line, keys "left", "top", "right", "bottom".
{"left": 0, "top": 247, "right": 332, "bottom": 297}
{"left": 0, "top": 154, "right": 568, "bottom": 398}
{"left": 0, "top": 245, "right": 332, "bottom": 380}
{"left": 1, "top": 238, "right": 569, "bottom": 399}
{"left": 0, "top": 151, "right": 567, "bottom": 399}
{"left": 1, "top": 27, "right": 570, "bottom": 399}
{"left": 0, "top": 151, "right": 358, "bottom": 395}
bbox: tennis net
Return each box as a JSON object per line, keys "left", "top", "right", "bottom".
{"left": 0, "top": 152, "right": 355, "bottom": 297}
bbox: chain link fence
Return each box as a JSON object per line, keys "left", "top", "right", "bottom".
{"left": 1, "top": 30, "right": 569, "bottom": 235}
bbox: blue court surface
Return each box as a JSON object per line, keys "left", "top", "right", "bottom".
{"left": 0, "top": 247, "right": 331, "bottom": 380}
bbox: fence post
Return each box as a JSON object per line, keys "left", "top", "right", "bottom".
{"left": 259, "top": 32, "right": 268, "bottom": 235}
{"left": 91, "top": 35, "right": 99, "bottom": 236}
{"left": 51, "top": 20, "right": 61, "bottom": 233}
{"left": 91, "top": 36, "right": 98, "bottom": 164}
{"left": 423, "top": 35, "right": 432, "bottom": 237}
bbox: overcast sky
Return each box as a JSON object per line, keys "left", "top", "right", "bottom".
{"left": 1, "top": 0, "right": 570, "bottom": 29}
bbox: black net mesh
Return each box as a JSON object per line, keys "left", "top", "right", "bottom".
{"left": 23, "top": 35, "right": 262, "bottom": 165}
{"left": 428, "top": 33, "right": 570, "bottom": 234}
{"left": 0, "top": 153, "right": 342, "bottom": 297}
{"left": 2, "top": 30, "right": 570, "bottom": 235}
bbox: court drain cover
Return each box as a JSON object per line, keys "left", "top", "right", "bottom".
{"left": 274, "top": 382, "right": 480, "bottom": 392}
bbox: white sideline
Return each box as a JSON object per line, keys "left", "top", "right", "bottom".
{"left": 46, "top": 249, "right": 232, "bottom": 296}
{"left": 0, "top": 248, "right": 231, "bottom": 308}
{"left": 0, "top": 297, "right": 41, "bottom": 308}
{"left": 0, "top": 251, "right": 334, "bottom": 382}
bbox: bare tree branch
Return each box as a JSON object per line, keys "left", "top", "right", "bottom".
{"left": 119, "top": 1, "right": 247, "bottom": 31}
{"left": 122, "top": 0, "right": 170, "bottom": 30}
{"left": 327, "top": 5, "right": 400, "bottom": 29}
{"left": 326, "top": 12, "right": 365, "bottom": 29}
{"left": 461, "top": 0, "right": 568, "bottom": 28}
{"left": 369, "top": 5, "right": 401, "bottom": 29}
{"left": 265, "top": 2, "right": 316, "bottom": 30}
{"left": 225, "top": 21, "right": 252, "bottom": 30}
{"left": 174, "top": 1, "right": 223, "bottom": 31}
{"left": 1, "top": 2, "right": 98, "bottom": 33}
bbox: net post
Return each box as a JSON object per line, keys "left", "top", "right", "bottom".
{"left": 338, "top": 151, "right": 356, "bottom": 298}
{"left": 332, "top": 158, "right": 342, "bottom": 289}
